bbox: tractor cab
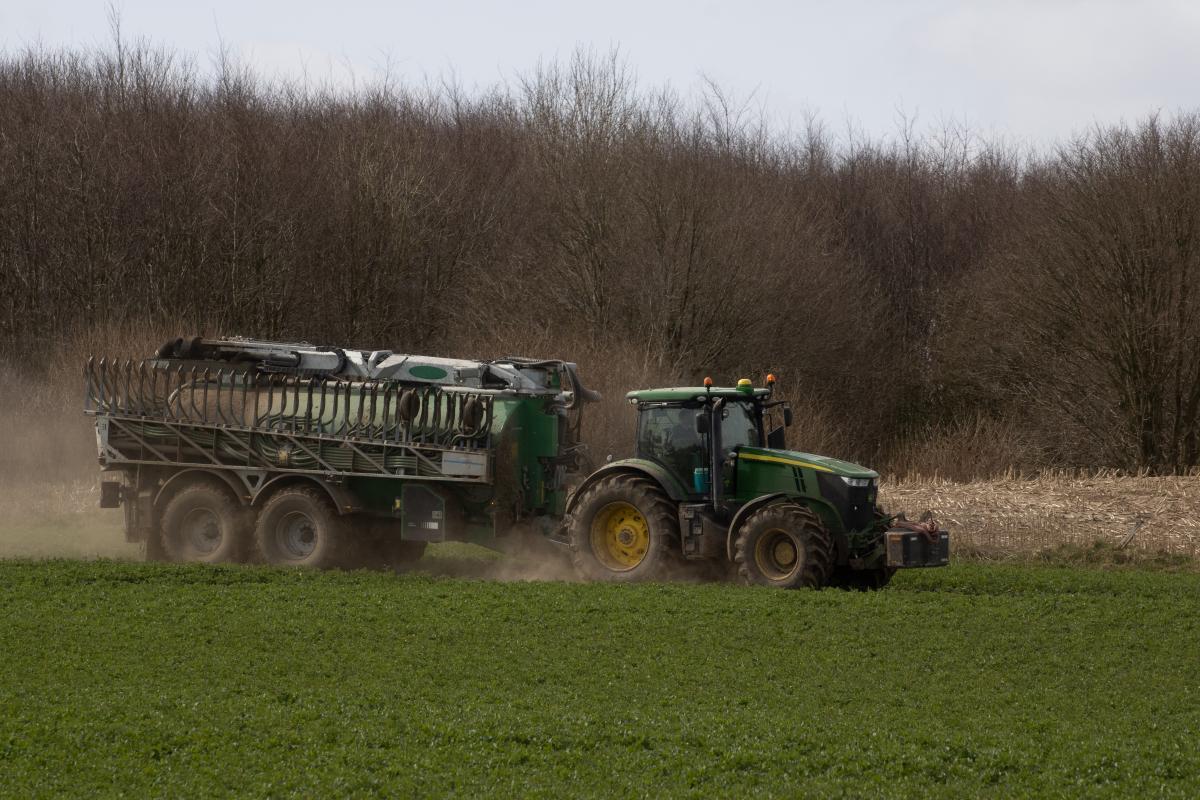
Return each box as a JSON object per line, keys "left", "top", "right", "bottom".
{"left": 629, "top": 378, "right": 788, "bottom": 504}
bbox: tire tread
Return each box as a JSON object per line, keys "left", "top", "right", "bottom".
{"left": 252, "top": 485, "right": 345, "bottom": 568}
{"left": 733, "top": 502, "right": 834, "bottom": 589}
{"left": 565, "top": 473, "right": 679, "bottom": 582}
{"left": 159, "top": 482, "right": 243, "bottom": 563}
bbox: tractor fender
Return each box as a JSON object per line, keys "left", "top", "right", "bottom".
{"left": 250, "top": 474, "right": 360, "bottom": 515}
{"left": 725, "top": 493, "right": 849, "bottom": 563}
{"left": 565, "top": 458, "right": 691, "bottom": 516}
{"left": 153, "top": 468, "right": 249, "bottom": 508}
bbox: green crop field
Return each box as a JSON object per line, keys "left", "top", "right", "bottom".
{"left": 1, "top": 561, "right": 1198, "bottom": 798}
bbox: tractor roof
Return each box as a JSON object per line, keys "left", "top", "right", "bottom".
{"left": 626, "top": 386, "right": 772, "bottom": 402}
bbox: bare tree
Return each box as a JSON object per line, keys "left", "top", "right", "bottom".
{"left": 1, "top": 39, "right": 1197, "bottom": 474}
{"left": 1014, "top": 115, "right": 1200, "bottom": 472}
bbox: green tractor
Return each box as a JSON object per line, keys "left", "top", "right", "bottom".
{"left": 565, "top": 377, "right": 948, "bottom": 589}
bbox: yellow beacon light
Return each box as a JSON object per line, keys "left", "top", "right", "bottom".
{"left": 703, "top": 376, "right": 714, "bottom": 387}
{"left": 766, "top": 373, "right": 777, "bottom": 385}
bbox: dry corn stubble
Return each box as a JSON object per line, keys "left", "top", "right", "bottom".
{"left": 882, "top": 470, "right": 1200, "bottom": 561}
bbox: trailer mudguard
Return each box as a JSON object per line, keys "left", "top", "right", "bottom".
{"left": 153, "top": 468, "right": 249, "bottom": 508}
{"left": 251, "top": 474, "right": 360, "bottom": 515}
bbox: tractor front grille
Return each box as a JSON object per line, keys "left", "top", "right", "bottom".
{"left": 816, "top": 472, "right": 877, "bottom": 533}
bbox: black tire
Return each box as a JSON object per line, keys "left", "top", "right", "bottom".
{"left": 566, "top": 473, "right": 679, "bottom": 582}
{"left": 734, "top": 502, "right": 834, "bottom": 589}
{"left": 253, "top": 486, "right": 346, "bottom": 568}
{"left": 160, "top": 483, "right": 245, "bottom": 563}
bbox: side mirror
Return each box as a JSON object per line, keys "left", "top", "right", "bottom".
{"left": 694, "top": 413, "right": 710, "bottom": 435}
{"left": 783, "top": 406, "right": 793, "bottom": 427}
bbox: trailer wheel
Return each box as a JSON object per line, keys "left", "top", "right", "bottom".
{"left": 734, "top": 502, "right": 833, "bottom": 589}
{"left": 566, "top": 473, "right": 679, "bottom": 582}
{"left": 160, "top": 483, "right": 244, "bottom": 563}
{"left": 254, "top": 487, "right": 345, "bottom": 568}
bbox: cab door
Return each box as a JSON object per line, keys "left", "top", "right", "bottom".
{"left": 635, "top": 403, "right": 709, "bottom": 495}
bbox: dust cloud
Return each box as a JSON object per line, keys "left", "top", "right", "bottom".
{"left": 413, "top": 544, "right": 582, "bottom": 583}
{"left": 0, "top": 364, "right": 138, "bottom": 559}
{"left": 0, "top": 374, "right": 585, "bottom": 577}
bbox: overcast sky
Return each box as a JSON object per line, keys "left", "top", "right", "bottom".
{"left": 4, "top": 1, "right": 1199, "bottom": 147}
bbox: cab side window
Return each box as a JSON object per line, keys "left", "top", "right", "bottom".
{"left": 637, "top": 406, "right": 706, "bottom": 484}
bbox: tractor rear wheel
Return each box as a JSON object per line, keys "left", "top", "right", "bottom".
{"left": 254, "top": 487, "right": 346, "bottom": 569}
{"left": 160, "top": 483, "right": 245, "bottom": 563}
{"left": 734, "top": 502, "right": 834, "bottom": 589}
{"left": 566, "top": 474, "right": 679, "bottom": 582}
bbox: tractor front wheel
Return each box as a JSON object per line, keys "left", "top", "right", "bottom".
{"left": 734, "top": 502, "right": 834, "bottom": 589}
{"left": 566, "top": 474, "right": 679, "bottom": 582}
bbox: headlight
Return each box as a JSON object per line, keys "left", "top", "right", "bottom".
{"left": 841, "top": 476, "right": 872, "bottom": 488}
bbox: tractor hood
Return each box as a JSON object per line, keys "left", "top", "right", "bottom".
{"left": 737, "top": 447, "right": 878, "bottom": 480}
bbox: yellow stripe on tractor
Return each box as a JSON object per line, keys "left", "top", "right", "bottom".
{"left": 739, "top": 452, "right": 834, "bottom": 473}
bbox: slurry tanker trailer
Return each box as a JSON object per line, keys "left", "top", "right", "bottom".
{"left": 87, "top": 336, "right": 948, "bottom": 589}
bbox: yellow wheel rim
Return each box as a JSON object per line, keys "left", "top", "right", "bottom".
{"left": 590, "top": 501, "right": 650, "bottom": 571}
{"left": 755, "top": 528, "right": 801, "bottom": 581}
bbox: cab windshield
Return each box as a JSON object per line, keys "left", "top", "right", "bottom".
{"left": 719, "top": 400, "right": 760, "bottom": 453}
